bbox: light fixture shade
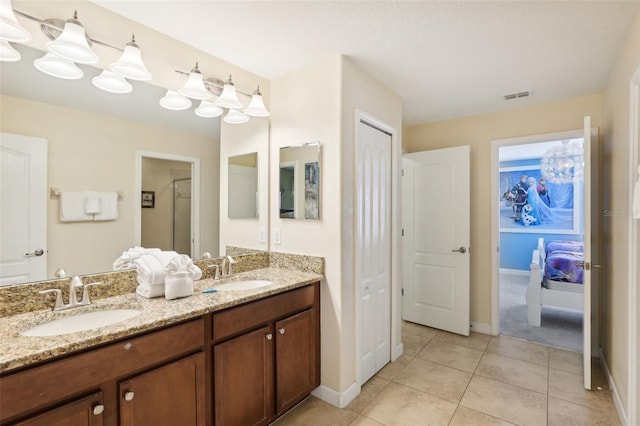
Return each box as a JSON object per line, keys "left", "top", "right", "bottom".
{"left": 0, "top": 0, "right": 31, "bottom": 42}
{"left": 110, "top": 37, "right": 152, "bottom": 81}
{"left": 92, "top": 70, "right": 133, "bottom": 94}
{"left": 47, "top": 17, "right": 98, "bottom": 64}
{"left": 223, "top": 108, "right": 249, "bottom": 125}
{"left": 0, "top": 39, "right": 19, "bottom": 61}
{"left": 34, "top": 52, "right": 83, "bottom": 79}
{"left": 540, "top": 140, "right": 584, "bottom": 184}
{"left": 243, "top": 86, "right": 270, "bottom": 117}
{"left": 215, "top": 75, "right": 242, "bottom": 109}
{"left": 159, "top": 89, "right": 192, "bottom": 111}
{"left": 195, "top": 100, "right": 223, "bottom": 118}
{"left": 178, "top": 63, "right": 210, "bottom": 100}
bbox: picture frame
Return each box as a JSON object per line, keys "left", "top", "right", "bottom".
{"left": 304, "top": 161, "right": 320, "bottom": 219}
{"left": 499, "top": 166, "right": 581, "bottom": 234}
{"left": 141, "top": 190, "right": 155, "bottom": 208}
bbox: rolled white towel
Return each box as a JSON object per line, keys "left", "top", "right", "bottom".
{"left": 150, "top": 250, "right": 179, "bottom": 267}
{"left": 134, "top": 254, "right": 166, "bottom": 286}
{"left": 136, "top": 282, "right": 165, "bottom": 298}
{"left": 165, "top": 254, "right": 202, "bottom": 280}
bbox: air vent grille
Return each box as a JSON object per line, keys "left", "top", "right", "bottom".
{"left": 503, "top": 90, "right": 530, "bottom": 100}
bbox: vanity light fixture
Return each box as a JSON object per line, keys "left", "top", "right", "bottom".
{"left": 92, "top": 69, "right": 133, "bottom": 94}
{"left": 109, "top": 35, "right": 152, "bottom": 81}
{"left": 46, "top": 11, "right": 98, "bottom": 65}
{"left": 178, "top": 62, "right": 210, "bottom": 100}
{"left": 215, "top": 75, "right": 243, "bottom": 109}
{"left": 159, "top": 89, "right": 192, "bottom": 111}
{"left": 244, "top": 86, "right": 270, "bottom": 117}
{"left": 0, "top": 39, "right": 19, "bottom": 61}
{"left": 33, "top": 52, "right": 83, "bottom": 80}
{"left": 195, "top": 100, "right": 223, "bottom": 118}
{"left": 0, "top": 0, "right": 30, "bottom": 42}
{"left": 223, "top": 108, "right": 250, "bottom": 125}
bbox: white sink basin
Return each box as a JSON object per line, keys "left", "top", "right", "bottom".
{"left": 217, "top": 280, "right": 273, "bottom": 291}
{"left": 21, "top": 309, "right": 141, "bottom": 337}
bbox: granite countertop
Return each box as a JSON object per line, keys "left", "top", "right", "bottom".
{"left": 0, "top": 267, "right": 323, "bottom": 373}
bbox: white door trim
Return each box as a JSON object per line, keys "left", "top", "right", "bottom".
{"left": 135, "top": 151, "right": 201, "bottom": 257}
{"left": 490, "top": 128, "right": 585, "bottom": 336}
{"left": 627, "top": 64, "right": 640, "bottom": 426}
{"left": 354, "top": 109, "right": 401, "bottom": 386}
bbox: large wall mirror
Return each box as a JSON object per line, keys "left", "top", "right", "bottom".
{"left": 279, "top": 142, "right": 321, "bottom": 220}
{"left": 228, "top": 152, "right": 258, "bottom": 219}
{"left": 0, "top": 44, "right": 267, "bottom": 285}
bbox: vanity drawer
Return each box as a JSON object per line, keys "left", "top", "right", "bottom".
{"left": 213, "top": 283, "right": 317, "bottom": 342}
{"left": 1, "top": 318, "right": 204, "bottom": 422}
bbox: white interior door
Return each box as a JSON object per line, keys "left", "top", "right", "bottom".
{"left": 582, "top": 116, "right": 593, "bottom": 389}
{"left": 0, "top": 132, "right": 47, "bottom": 285}
{"left": 402, "top": 146, "right": 470, "bottom": 335}
{"left": 357, "top": 120, "right": 392, "bottom": 384}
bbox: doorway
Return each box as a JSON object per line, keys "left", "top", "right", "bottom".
{"left": 136, "top": 151, "right": 200, "bottom": 258}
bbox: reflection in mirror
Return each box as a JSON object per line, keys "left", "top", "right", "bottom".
{"left": 279, "top": 142, "right": 321, "bottom": 220}
{"left": 228, "top": 152, "right": 258, "bottom": 219}
{"left": 0, "top": 44, "right": 222, "bottom": 285}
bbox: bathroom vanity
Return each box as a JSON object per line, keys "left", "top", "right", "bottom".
{"left": 0, "top": 265, "right": 322, "bottom": 425}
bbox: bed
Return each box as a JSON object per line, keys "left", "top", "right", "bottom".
{"left": 526, "top": 237, "right": 584, "bottom": 326}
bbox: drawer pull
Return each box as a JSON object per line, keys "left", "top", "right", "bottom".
{"left": 266, "top": 333, "right": 273, "bottom": 341}
{"left": 124, "top": 391, "right": 135, "bottom": 401}
{"left": 93, "top": 404, "right": 105, "bottom": 415}
{"left": 279, "top": 328, "right": 285, "bottom": 335}
{"left": 124, "top": 342, "right": 132, "bottom": 350}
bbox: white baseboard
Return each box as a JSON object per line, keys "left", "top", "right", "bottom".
{"left": 499, "top": 268, "right": 530, "bottom": 277}
{"left": 311, "top": 381, "right": 360, "bottom": 409}
{"left": 600, "top": 348, "right": 627, "bottom": 425}
{"left": 392, "top": 342, "right": 404, "bottom": 361}
{"left": 470, "top": 321, "right": 492, "bottom": 335}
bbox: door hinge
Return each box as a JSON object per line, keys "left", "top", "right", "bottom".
{"left": 402, "top": 228, "right": 404, "bottom": 236}
{"left": 401, "top": 288, "right": 404, "bottom": 296}
{"left": 402, "top": 169, "right": 404, "bottom": 177}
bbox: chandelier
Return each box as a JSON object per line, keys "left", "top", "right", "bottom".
{"left": 540, "top": 140, "right": 584, "bottom": 184}
{"left": 0, "top": 0, "right": 269, "bottom": 123}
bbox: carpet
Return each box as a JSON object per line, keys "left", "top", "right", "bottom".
{"left": 500, "top": 271, "right": 582, "bottom": 353}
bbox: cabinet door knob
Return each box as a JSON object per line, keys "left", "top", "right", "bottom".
{"left": 93, "top": 404, "right": 105, "bottom": 415}
{"left": 278, "top": 328, "right": 285, "bottom": 335}
{"left": 124, "top": 391, "right": 135, "bottom": 401}
{"left": 266, "top": 333, "right": 273, "bottom": 340}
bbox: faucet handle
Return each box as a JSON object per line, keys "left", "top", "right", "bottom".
{"left": 80, "top": 282, "right": 102, "bottom": 305}
{"left": 207, "top": 264, "right": 220, "bottom": 280}
{"left": 39, "top": 289, "right": 64, "bottom": 311}
{"left": 226, "top": 256, "right": 237, "bottom": 275}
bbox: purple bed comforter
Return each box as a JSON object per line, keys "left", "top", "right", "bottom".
{"left": 544, "top": 242, "right": 584, "bottom": 284}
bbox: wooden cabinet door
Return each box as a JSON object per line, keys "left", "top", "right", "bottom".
{"left": 14, "top": 392, "right": 104, "bottom": 426}
{"left": 214, "top": 325, "right": 274, "bottom": 426}
{"left": 275, "top": 309, "right": 318, "bottom": 415}
{"left": 119, "top": 353, "right": 205, "bottom": 426}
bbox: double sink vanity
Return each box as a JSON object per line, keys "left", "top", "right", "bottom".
{"left": 0, "top": 251, "right": 323, "bottom": 425}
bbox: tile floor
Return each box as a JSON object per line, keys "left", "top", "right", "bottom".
{"left": 273, "top": 321, "right": 620, "bottom": 426}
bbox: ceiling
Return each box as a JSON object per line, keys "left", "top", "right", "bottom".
{"left": 93, "top": 1, "right": 640, "bottom": 126}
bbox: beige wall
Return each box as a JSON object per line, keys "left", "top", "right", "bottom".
{"left": 269, "top": 55, "right": 403, "bottom": 399}
{"left": 1, "top": 95, "right": 219, "bottom": 278}
{"left": 602, "top": 9, "right": 640, "bottom": 414}
{"left": 406, "top": 93, "right": 603, "bottom": 325}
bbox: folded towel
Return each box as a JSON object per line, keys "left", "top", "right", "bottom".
{"left": 83, "top": 191, "right": 102, "bottom": 214}
{"left": 60, "top": 191, "right": 93, "bottom": 222}
{"left": 165, "top": 271, "right": 194, "bottom": 300}
{"left": 136, "top": 282, "right": 165, "bottom": 298}
{"left": 93, "top": 192, "right": 118, "bottom": 221}
{"left": 134, "top": 254, "right": 167, "bottom": 286}
{"left": 165, "top": 254, "right": 202, "bottom": 280}
{"left": 113, "top": 247, "right": 161, "bottom": 270}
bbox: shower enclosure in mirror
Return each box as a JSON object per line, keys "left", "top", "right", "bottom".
{"left": 279, "top": 142, "right": 321, "bottom": 220}
{"left": 228, "top": 153, "right": 258, "bottom": 219}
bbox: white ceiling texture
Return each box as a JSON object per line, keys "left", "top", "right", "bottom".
{"left": 93, "top": 0, "right": 640, "bottom": 126}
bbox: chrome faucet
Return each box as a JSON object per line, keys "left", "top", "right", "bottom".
{"left": 39, "top": 275, "right": 102, "bottom": 311}
{"left": 221, "top": 256, "right": 237, "bottom": 276}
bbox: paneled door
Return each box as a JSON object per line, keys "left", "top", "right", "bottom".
{"left": 402, "top": 146, "right": 470, "bottom": 335}
{"left": 356, "top": 119, "right": 392, "bottom": 384}
{"left": 0, "top": 132, "right": 47, "bottom": 286}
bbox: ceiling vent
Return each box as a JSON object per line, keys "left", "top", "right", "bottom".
{"left": 503, "top": 90, "right": 531, "bottom": 101}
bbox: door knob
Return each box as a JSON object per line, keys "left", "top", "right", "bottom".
{"left": 451, "top": 247, "right": 467, "bottom": 254}
{"left": 25, "top": 249, "right": 44, "bottom": 257}
{"left": 279, "top": 328, "right": 285, "bottom": 335}
{"left": 266, "top": 333, "right": 273, "bottom": 340}
{"left": 93, "top": 404, "right": 105, "bottom": 415}
{"left": 124, "top": 391, "right": 135, "bottom": 401}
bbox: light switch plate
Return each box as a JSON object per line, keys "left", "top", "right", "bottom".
{"left": 259, "top": 227, "right": 266, "bottom": 243}
{"left": 274, "top": 228, "right": 281, "bottom": 245}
